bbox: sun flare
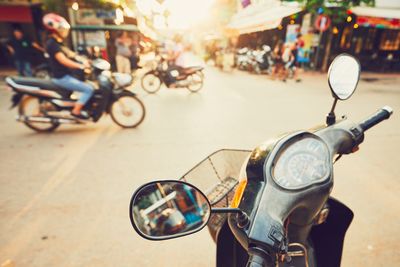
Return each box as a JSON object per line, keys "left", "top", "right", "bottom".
{"left": 164, "top": 0, "right": 216, "bottom": 29}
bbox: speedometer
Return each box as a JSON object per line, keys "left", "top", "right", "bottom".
{"left": 272, "top": 135, "right": 330, "bottom": 190}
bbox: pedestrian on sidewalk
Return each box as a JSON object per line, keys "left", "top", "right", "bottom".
{"left": 6, "top": 27, "right": 44, "bottom": 77}
{"left": 115, "top": 31, "right": 132, "bottom": 73}
{"left": 129, "top": 35, "right": 141, "bottom": 70}
{"left": 271, "top": 41, "right": 284, "bottom": 81}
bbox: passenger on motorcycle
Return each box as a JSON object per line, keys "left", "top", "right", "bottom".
{"left": 43, "top": 13, "right": 93, "bottom": 119}
{"left": 166, "top": 35, "right": 185, "bottom": 87}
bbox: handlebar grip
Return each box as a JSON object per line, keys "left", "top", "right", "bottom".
{"left": 246, "top": 250, "right": 275, "bottom": 267}
{"left": 359, "top": 106, "right": 393, "bottom": 132}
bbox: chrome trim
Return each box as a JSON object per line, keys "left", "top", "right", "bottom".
{"left": 285, "top": 243, "right": 309, "bottom": 267}
{"left": 316, "top": 207, "right": 330, "bottom": 225}
{"left": 16, "top": 115, "right": 52, "bottom": 123}
{"left": 37, "top": 90, "right": 62, "bottom": 98}
{"left": 16, "top": 115, "right": 84, "bottom": 125}
{"left": 51, "top": 99, "right": 75, "bottom": 107}
{"left": 383, "top": 105, "right": 393, "bottom": 115}
{"left": 6, "top": 77, "right": 40, "bottom": 91}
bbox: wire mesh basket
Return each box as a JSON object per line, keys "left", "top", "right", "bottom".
{"left": 180, "top": 149, "right": 251, "bottom": 241}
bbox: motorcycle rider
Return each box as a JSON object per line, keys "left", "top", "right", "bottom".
{"left": 42, "top": 13, "right": 93, "bottom": 119}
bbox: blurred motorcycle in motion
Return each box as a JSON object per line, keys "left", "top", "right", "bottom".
{"left": 141, "top": 55, "right": 204, "bottom": 94}
{"left": 6, "top": 59, "right": 146, "bottom": 132}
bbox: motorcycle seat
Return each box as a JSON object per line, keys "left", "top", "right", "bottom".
{"left": 6, "top": 76, "right": 71, "bottom": 98}
{"left": 182, "top": 66, "right": 203, "bottom": 74}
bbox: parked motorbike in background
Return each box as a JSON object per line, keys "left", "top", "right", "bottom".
{"left": 236, "top": 47, "right": 252, "bottom": 71}
{"left": 129, "top": 54, "right": 393, "bottom": 267}
{"left": 253, "top": 45, "right": 274, "bottom": 75}
{"left": 6, "top": 59, "right": 145, "bottom": 132}
{"left": 236, "top": 46, "right": 274, "bottom": 74}
{"left": 141, "top": 55, "right": 204, "bottom": 94}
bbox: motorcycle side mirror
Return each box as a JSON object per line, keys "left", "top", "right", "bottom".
{"left": 129, "top": 180, "right": 211, "bottom": 241}
{"left": 328, "top": 53, "right": 360, "bottom": 100}
{"left": 326, "top": 54, "right": 361, "bottom": 125}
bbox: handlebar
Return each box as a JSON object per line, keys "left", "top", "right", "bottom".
{"left": 246, "top": 248, "right": 275, "bottom": 267}
{"left": 359, "top": 106, "right": 393, "bottom": 132}
{"left": 316, "top": 105, "right": 394, "bottom": 156}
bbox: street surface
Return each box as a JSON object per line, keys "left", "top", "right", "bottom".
{"left": 0, "top": 67, "right": 399, "bottom": 267}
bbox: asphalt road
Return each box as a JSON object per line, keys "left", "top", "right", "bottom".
{"left": 0, "top": 68, "right": 399, "bottom": 267}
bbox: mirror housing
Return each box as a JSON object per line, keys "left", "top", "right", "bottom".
{"left": 328, "top": 53, "right": 360, "bottom": 100}
{"left": 129, "top": 180, "right": 211, "bottom": 241}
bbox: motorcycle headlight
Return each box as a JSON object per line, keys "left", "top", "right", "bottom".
{"left": 272, "top": 135, "right": 330, "bottom": 190}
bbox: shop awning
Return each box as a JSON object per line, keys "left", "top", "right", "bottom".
{"left": 351, "top": 7, "right": 400, "bottom": 29}
{"left": 137, "top": 16, "right": 158, "bottom": 41}
{"left": 351, "top": 7, "right": 400, "bottom": 20}
{"left": 0, "top": 6, "right": 33, "bottom": 23}
{"left": 72, "top": 24, "right": 139, "bottom": 32}
{"left": 227, "top": 4, "right": 302, "bottom": 34}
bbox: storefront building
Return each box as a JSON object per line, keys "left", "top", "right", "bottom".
{"left": 0, "top": 0, "right": 44, "bottom": 67}
{"left": 341, "top": 5, "right": 400, "bottom": 72}
{"left": 227, "top": 0, "right": 302, "bottom": 49}
{"left": 227, "top": 0, "right": 400, "bottom": 72}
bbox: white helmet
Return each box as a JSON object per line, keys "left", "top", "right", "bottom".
{"left": 262, "top": 45, "right": 271, "bottom": 52}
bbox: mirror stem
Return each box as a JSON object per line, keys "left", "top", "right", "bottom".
{"left": 326, "top": 98, "right": 338, "bottom": 126}
{"left": 212, "top": 207, "right": 242, "bottom": 214}
{"left": 211, "top": 208, "right": 250, "bottom": 228}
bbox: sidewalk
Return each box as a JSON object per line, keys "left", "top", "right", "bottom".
{"left": 300, "top": 69, "right": 400, "bottom": 80}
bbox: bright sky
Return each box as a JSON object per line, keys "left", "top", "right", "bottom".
{"left": 136, "top": 0, "right": 216, "bottom": 30}
{"left": 164, "top": 0, "right": 216, "bottom": 29}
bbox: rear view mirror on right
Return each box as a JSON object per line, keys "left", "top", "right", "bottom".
{"left": 328, "top": 54, "right": 360, "bottom": 100}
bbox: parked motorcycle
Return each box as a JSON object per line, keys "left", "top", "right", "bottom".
{"left": 129, "top": 54, "right": 393, "bottom": 267}
{"left": 253, "top": 45, "right": 274, "bottom": 75}
{"left": 236, "top": 47, "right": 252, "bottom": 71}
{"left": 236, "top": 47, "right": 273, "bottom": 74}
{"left": 141, "top": 55, "right": 204, "bottom": 94}
{"left": 5, "top": 58, "right": 145, "bottom": 132}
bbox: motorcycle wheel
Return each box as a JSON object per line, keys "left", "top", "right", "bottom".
{"left": 110, "top": 95, "right": 145, "bottom": 128}
{"left": 141, "top": 72, "right": 162, "bottom": 94}
{"left": 186, "top": 71, "right": 204, "bottom": 92}
{"left": 18, "top": 96, "right": 60, "bottom": 132}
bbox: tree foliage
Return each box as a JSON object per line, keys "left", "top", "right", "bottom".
{"left": 293, "top": 0, "right": 375, "bottom": 22}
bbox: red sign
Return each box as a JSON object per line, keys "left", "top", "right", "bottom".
{"left": 357, "top": 16, "right": 400, "bottom": 29}
{"left": 315, "top": 15, "right": 331, "bottom": 32}
{"left": 0, "top": 6, "right": 33, "bottom": 23}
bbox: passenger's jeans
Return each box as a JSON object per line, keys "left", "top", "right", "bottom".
{"left": 15, "top": 60, "right": 32, "bottom": 77}
{"left": 52, "top": 75, "right": 94, "bottom": 105}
